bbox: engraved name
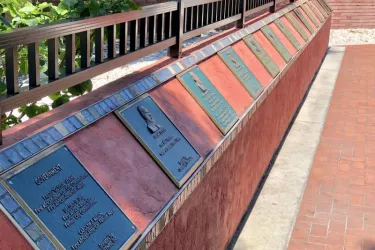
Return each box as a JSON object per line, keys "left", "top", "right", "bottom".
{"left": 153, "top": 127, "right": 166, "bottom": 139}
{"left": 98, "top": 233, "right": 118, "bottom": 250}
{"left": 35, "top": 164, "right": 62, "bottom": 185}
{"left": 178, "top": 156, "right": 193, "bottom": 172}
{"left": 159, "top": 137, "right": 181, "bottom": 156}
{"left": 63, "top": 195, "right": 97, "bottom": 228}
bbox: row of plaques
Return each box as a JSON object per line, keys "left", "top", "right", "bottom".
{"left": 0, "top": 4, "right": 328, "bottom": 250}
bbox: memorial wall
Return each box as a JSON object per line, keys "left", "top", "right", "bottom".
{"left": 0, "top": 0, "right": 331, "bottom": 249}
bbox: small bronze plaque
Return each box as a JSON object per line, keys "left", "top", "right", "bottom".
{"left": 273, "top": 19, "right": 301, "bottom": 49}
{"left": 294, "top": 9, "right": 315, "bottom": 34}
{"left": 217, "top": 47, "right": 264, "bottom": 99}
{"left": 285, "top": 12, "right": 309, "bottom": 41}
{"left": 243, "top": 35, "right": 280, "bottom": 78}
{"left": 1, "top": 143, "right": 138, "bottom": 250}
{"left": 317, "top": 0, "right": 332, "bottom": 12}
{"left": 261, "top": 25, "right": 292, "bottom": 62}
{"left": 312, "top": 0, "right": 328, "bottom": 18}
{"left": 301, "top": 4, "right": 320, "bottom": 28}
{"left": 177, "top": 66, "right": 239, "bottom": 134}
{"left": 116, "top": 95, "right": 203, "bottom": 187}
{"left": 306, "top": 1, "right": 324, "bottom": 22}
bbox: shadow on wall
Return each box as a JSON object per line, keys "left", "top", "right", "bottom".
{"left": 364, "top": 240, "right": 375, "bottom": 250}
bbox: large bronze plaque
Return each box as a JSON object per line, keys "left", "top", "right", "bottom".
{"left": 217, "top": 47, "right": 264, "bottom": 99}
{"left": 312, "top": 0, "right": 328, "bottom": 18}
{"left": 1, "top": 143, "right": 138, "bottom": 250}
{"left": 116, "top": 95, "right": 202, "bottom": 187}
{"left": 243, "top": 35, "right": 280, "bottom": 78}
{"left": 261, "top": 25, "right": 292, "bottom": 62}
{"left": 177, "top": 66, "right": 239, "bottom": 134}
{"left": 294, "top": 9, "right": 315, "bottom": 34}
{"left": 301, "top": 4, "right": 320, "bottom": 27}
{"left": 306, "top": 1, "right": 324, "bottom": 22}
{"left": 285, "top": 12, "right": 309, "bottom": 41}
{"left": 273, "top": 19, "right": 301, "bottom": 49}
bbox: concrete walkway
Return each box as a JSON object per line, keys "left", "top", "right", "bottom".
{"left": 230, "top": 47, "right": 346, "bottom": 250}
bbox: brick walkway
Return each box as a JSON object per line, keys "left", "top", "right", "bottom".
{"left": 288, "top": 45, "right": 375, "bottom": 250}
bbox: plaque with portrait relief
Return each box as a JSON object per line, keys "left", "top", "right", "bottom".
{"left": 115, "top": 95, "right": 203, "bottom": 188}
{"left": 261, "top": 25, "right": 292, "bottom": 62}
{"left": 273, "top": 19, "right": 301, "bottom": 50}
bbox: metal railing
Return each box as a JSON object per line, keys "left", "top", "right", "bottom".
{"left": 0, "top": 0, "right": 280, "bottom": 141}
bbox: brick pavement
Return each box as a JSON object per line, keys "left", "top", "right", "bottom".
{"left": 288, "top": 45, "right": 375, "bottom": 250}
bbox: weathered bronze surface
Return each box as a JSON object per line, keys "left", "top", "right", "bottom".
{"left": 317, "top": 0, "right": 332, "bottom": 12}
{"left": 243, "top": 35, "right": 280, "bottom": 78}
{"left": 261, "top": 25, "right": 292, "bottom": 62}
{"left": 218, "top": 47, "right": 264, "bottom": 99}
{"left": 116, "top": 95, "right": 203, "bottom": 187}
{"left": 177, "top": 66, "right": 239, "bottom": 134}
{"left": 312, "top": 0, "right": 329, "bottom": 18}
{"left": 294, "top": 9, "right": 315, "bottom": 34}
{"left": 285, "top": 12, "right": 309, "bottom": 41}
{"left": 301, "top": 4, "right": 320, "bottom": 27}
{"left": 1, "top": 143, "right": 138, "bottom": 250}
{"left": 273, "top": 19, "right": 301, "bottom": 49}
{"left": 306, "top": 1, "right": 324, "bottom": 22}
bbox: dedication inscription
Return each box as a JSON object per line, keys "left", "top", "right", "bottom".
{"left": 116, "top": 95, "right": 202, "bottom": 187}
{"left": 273, "top": 19, "right": 301, "bottom": 49}
{"left": 293, "top": 9, "right": 315, "bottom": 34}
{"left": 261, "top": 26, "right": 292, "bottom": 62}
{"left": 217, "top": 47, "right": 264, "bottom": 99}
{"left": 1, "top": 144, "right": 138, "bottom": 250}
{"left": 301, "top": 4, "right": 320, "bottom": 27}
{"left": 177, "top": 66, "right": 239, "bottom": 135}
{"left": 243, "top": 35, "right": 280, "bottom": 78}
{"left": 285, "top": 12, "right": 309, "bottom": 41}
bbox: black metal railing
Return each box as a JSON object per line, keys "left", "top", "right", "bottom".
{"left": 0, "top": 0, "right": 281, "bottom": 131}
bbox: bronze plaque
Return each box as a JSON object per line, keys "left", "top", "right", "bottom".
{"left": 317, "top": 0, "right": 332, "bottom": 12}
{"left": 294, "top": 9, "right": 315, "bottom": 34}
{"left": 285, "top": 12, "right": 309, "bottom": 41}
{"left": 177, "top": 66, "right": 239, "bottom": 134}
{"left": 116, "top": 95, "right": 203, "bottom": 188}
{"left": 307, "top": 1, "right": 324, "bottom": 22}
{"left": 273, "top": 19, "right": 301, "bottom": 49}
{"left": 261, "top": 25, "right": 292, "bottom": 62}
{"left": 217, "top": 47, "right": 264, "bottom": 99}
{"left": 313, "top": 0, "right": 328, "bottom": 18}
{"left": 0, "top": 143, "right": 139, "bottom": 250}
{"left": 243, "top": 35, "right": 280, "bottom": 78}
{"left": 301, "top": 4, "right": 320, "bottom": 28}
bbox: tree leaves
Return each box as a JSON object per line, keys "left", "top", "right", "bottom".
{"left": 68, "top": 80, "right": 93, "bottom": 96}
{"left": 52, "top": 94, "right": 70, "bottom": 109}
{"left": 18, "top": 103, "right": 50, "bottom": 118}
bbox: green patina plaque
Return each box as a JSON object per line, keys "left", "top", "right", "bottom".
{"left": 294, "top": 9, "right": 315, "bottom": 34}
{"left": 301, "top": 4, "right": 320, "bottom": 28}
{"left": 177, "top": 66, "right": 238, "bottom": 135}
{"left": 307, "top": 1, "right": 324, "bottom": 22}
{"left": 243, "top": 35, "right": 280, "bottom": 78}
{"left": 261, "top": 25, "right": 292, "bottom": 62}
{"left": 273, "top": 19, "right": 301, "bottom": 50}
{"left": 285, "top": 12, "right": 309, "bottom": 41}
{"left": 317, "top": 0, "right": 332, "bottom": 12}
{"left": 217, "top": 47, "right": 264, "bottom": 99}
{"left": 312, "top": 0, "right": 328, "bottom": 18}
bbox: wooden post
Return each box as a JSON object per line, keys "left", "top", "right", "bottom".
{"left": 237, "top": 0, "right": 246, "bottom": 28}
{"left": 169, "top": 0, "right": 184, "bottom": 58}
{"left": 270, "top": 0, "right": 278, "bottom": 12}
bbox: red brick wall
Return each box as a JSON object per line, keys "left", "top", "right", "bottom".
{"left": 327, "top": 0, "right": 375, "bottom": 29}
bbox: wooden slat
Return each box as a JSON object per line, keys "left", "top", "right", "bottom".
{"left": 165, "top": 12, "right": 172, "bottom": 39}
{"left": 119, "top": 22, "right": 128, "bottom": 55}
{"left": 27, "top": 43, "right": 40, "bottom": 88}
{"left": 129, "top": 19, "right": 139, "bottom": 51}
{"left": 5, "top": 47, "right": 19, "bottom": 94}
{"left": 65, "top": 34, "right": 75, "bottom": 74}
{"left": 108, "top": 25, "right": 117, "bottom": 59}
{"left": 79, "top": 31, "right": 90, "bottom": 68}
{"left": 47, "top": 38, "right": 59, "bottom": 80}
{"left": 157, "top": 14, "right": 165, "bottom": 41}
{"left": 95, "top": 27, "right": 104, "bottom": 63}
{"left": 186, "top": 8, "right": 193, "bottom": 31}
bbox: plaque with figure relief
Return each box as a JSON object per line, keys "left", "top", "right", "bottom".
{"left": 0, "top": 143, "right": 138, "bottom": 250}
{"left": 243, "top": 35, "right": 280, "bottom": 78}
{"left": 261, "top": 25, "right": 292, "bottom": 62}
{"left": 177, "top": 66, "right": 239, "bottom": 135}
{"left": 273, "top": 19, "right": 301, "bottom": 50}
{"left": 218, "top": 47, "right": 264, "bottom": 99}
{"left": 115, "top": 95, "right": 203, "bottom": 188}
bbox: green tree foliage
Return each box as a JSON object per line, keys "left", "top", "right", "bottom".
{"left": 0, "top": 0, "right": 139, "bottom": 130}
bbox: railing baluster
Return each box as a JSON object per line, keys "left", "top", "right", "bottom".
{"left": 129, "top": 20, "right": 139, "bottom": 51}
{"left": 157, "top": 14, "right": 165, "bottom": 41}
{"left": 165, "top": 12, "right": 172, "bottom": 39}
{"left": 149, "top": 16, "right": 156, "bottom": 45}
{"left": 48, "top": 38, "right": 59, "bottom": 80}
{"left": 5, "top": 47, "right": 19, "bottom": 94}
{"left": 169, "top": 0, "right": 184, "bottom": 58}
{"left": 66, "top": 34, "right": 76, "bottom": 74}
{"left": 186, "top": 8, "right": 193, "bottom": 31}
{"left": 119, "top": 23, "right": 128, "bottom": 55}
{"left": 28, "top": 43, "right": 40, "bottom": 88}
{"left": 79, "top": 31, "right": 91, "bottom": 69}
{"left": 140, "top": 18, "right": 147, "bottom": 48}
{"left": 95, "top": 28, "right": 104, "bottom": 63}
{"left": 108, "top": 25, "right": 117, "bottom": 59}
{"left": 199, "top": 5, "right": 204, "bottom": 28}
{"left": 222, "top": 0, "right": 226, "bottom": 19}
{"left": 193, "top": 6, "right": 198, "bottom": 29}
{"left": 205, "top": 4, "right": 209, "bottom": 26}
{"left": 209, "top": 3, "right": 214, "bottom": 24}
